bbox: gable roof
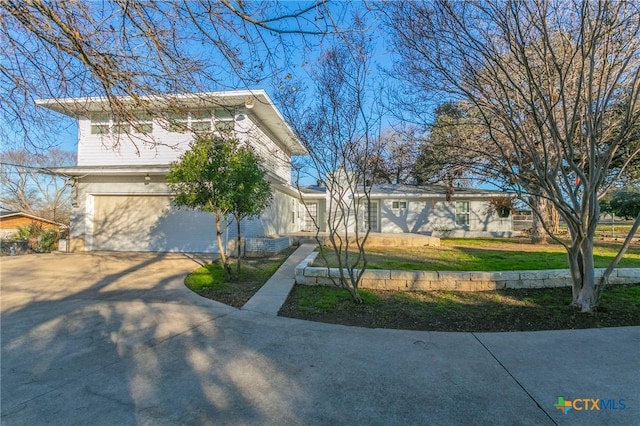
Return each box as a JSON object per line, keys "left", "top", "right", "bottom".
{"left": 368, "top": 183, "right": 510, "bottom": 198}
{"left": 300, "top": 183, "right": 511, "bottom": 198}
{"left": 35, "top": 89, "right": 306, "bottom": 155}
{"left": 0, "top": 211, "right": 67, "bottom": 227}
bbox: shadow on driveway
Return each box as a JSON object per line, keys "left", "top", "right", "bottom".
{"left": 1, "top": 252, "right": 637, "bottom": 425}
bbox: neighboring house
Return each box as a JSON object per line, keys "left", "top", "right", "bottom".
{"left": 0, "top": 210, "right": 66, "bottom": 239}
{"left": 37, "top": 90, "right": 306, "bottom": 253}
{"left": 300, "top": 183, "right": 514, "bottom": 237}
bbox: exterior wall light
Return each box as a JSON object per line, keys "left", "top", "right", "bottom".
{"left": 144, "top": 174, "right": 151, "bottom": 185}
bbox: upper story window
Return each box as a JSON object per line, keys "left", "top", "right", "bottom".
{"left": 132, "top": 113, "right": 153, "bottom": 134}
{"left": 90, "top": 112, "right": 153, "bottom": 135}
{"left": 455, "top": 200, "right": 470, "bottom": 226}
{"left": 164, "top": 109, "right": 235, "bottom": 133}
{"left": 90, "top": 113, "right": 110, "bottom": 135}
{"left": 392, "top": 201, "right": 407, "bottom": 209}
{"left": 191, "top": 110, "right": 212, "bottom": 132}
{"left": 214, "top": 109, "right": 234, "bottom": 132}
{"left": 166, "top": 112, "right": 189, "bottom": 133}
{"left": 89, "top": 110, "right": 235, "bottom": 135}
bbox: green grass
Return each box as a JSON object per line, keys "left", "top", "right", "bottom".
{"left": 186, "top": 255, "right": 287, "bottom": 291}
{"left": 596, "top": 224, "right": 634, "bottom": 233}
{"left": 280, "top": 284, "right": 640, "bottom": 332}
{"left": 185, "top": 263, "right": 230, "bottom": 291}
{"left": 295, "top": 286, "right": 381, "bottom": 313}
{"left": 185, "top": 247, "right": 296, "bottom": 308}
{"left": 313, "top": 238, "right": 640, "bottom": 271}
{"left": 601, "top": 285, "right": 640, "bottom": 304}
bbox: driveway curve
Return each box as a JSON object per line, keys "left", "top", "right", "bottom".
{"left": 1, "top": 252, "right": 637, "bottom": 425}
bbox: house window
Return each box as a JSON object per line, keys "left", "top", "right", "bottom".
{"left": 90, "top": 113, "right": 153, "bottom": 135}
{"left": 455, "top": 201, "right": 470, "bottom": 226}
{"left": 132, "top": 113, "right": 153, "bottom": 134}
{"left": 112, "top": 120, "right": 131, "bottom": 135}
{"left": 90, "top": 113, "right": 110, "bottom": 135}
{"left": 166, "top": 112, "right": 188, "bottom": 133}
{"left": 214, "top": 109, "right": 234, "bottom": 133}
{"left": 359, "top": 200, "right": 379, "bottom": 232}
{"left": 163, "top": 110, "right": 234, "bottom": 133}
{"left": 191, "top": 110, "right": 212, "bottom": 132}
{"left": 392, "top": 201, "right": 407, "bottom": 209}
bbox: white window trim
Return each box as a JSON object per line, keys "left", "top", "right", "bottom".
{"left": 455, "top": 200, "right": 470, "bottom": 227}
{"left": 91, "top": 113, "right": 154, "bottom": 135}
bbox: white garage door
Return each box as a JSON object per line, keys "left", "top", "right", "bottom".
{"left": 92, "top": 195, "right": 218, "bottom": 252}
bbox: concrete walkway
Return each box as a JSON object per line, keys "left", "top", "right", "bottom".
{"left": 242, "top": 243, "right": 317, "bottom": 315}
{"left": 1, "top": 251, "right": 638, "bottom": 425}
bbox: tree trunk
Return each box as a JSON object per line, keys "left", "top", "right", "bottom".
{"left": 544, "top": 203, "right": 560, "bottom": 234}
{"left": 530, "top": 196, "right": 548, "bottom": 244}
{"left": 567, "top": 246, "right": 583, "bottom": 304}
{"left": 215, "top": 214, "right": 231, "bottom": 280}
{"left": 576, "top": 237, "right": 596, "bottom": 312}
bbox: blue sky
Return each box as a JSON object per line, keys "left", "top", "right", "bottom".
{"left": 12, "top": 2, "right": 422, "bottom": 155}
{"left": 4, "top": 0, "right": 444, "bottom": 182}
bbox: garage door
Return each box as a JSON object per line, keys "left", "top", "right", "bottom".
{"left": 92, "top": 195, "right": 218, "bottom": 252}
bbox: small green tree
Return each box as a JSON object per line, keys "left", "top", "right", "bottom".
{"left": 167, "top": 135, "right": 271, "bottom": 279}
{"left": 167, "top": 136, "right": 235, "bottom": 278}
{"left": 229, "top": 147, "right": 272, "bottom": 276}
{"left": 603, "top": 188, "right": 640, "bottom": 220}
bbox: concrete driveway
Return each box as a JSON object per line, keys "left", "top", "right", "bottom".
{"left": 1, "top": 252, "right": 638, "bottom": 425}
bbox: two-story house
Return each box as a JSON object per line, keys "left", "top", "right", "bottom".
{"left": 38, "top": 90, "right": 306, "bottom": 253}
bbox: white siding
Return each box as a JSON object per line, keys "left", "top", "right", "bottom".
{"left": 239, "top": 116, "right": 292, "bottom": 183}
{"left": 78, "top": 117, "right": 192, "bottom": 166}
{"left": 77, "top": 113, "right": 294, "bottom": 184}
{"left": 378, "top": 198, "right": 511, "bottom": 234}
{"left": 380, "top": 199, "right": 430, "bottom": 233}
{"left": 232, "top": 188, "right": 299, "bottom": 237}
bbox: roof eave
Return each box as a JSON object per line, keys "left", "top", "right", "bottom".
{"left": 35, "top": 90, "right": 307, "bottom": 156}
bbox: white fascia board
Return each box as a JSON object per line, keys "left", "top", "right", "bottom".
{"left": 36, "top": 90, "right": 264, "bottom": 115}
{"left": 368, "top": 191, "right": 514, "bottom": 199}
{"left": 47, "top": 165, "right": 170, "bottom": 176}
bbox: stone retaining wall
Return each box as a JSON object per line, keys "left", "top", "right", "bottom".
{"left": 294, "top": 252, "right": 640, "bottom": 291}
{"left": 290, "top": 233, "right": 440, "bottom": 248}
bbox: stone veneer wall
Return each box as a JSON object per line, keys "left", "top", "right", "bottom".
{"left": 294, "top": 252, "right": 640, "bottom": 291}
{"left": 244, "top": 236, "right": 291, "bottom": 257}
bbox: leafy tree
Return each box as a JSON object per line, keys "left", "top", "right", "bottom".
{"left": 167, "top": 135, "right": 271, "bottom": 279}
{"left": 385, "top": 0, "right": 640, "bottom": 312}
{"left": 602, "top": 188, "right": 640, "bottom": 220}
{"left": 413, "top": 102, "right": 478, "bottom": 189}
{"left": 228, "top": 147, "right": 272, "bottom": 276}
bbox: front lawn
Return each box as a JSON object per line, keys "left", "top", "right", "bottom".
{"left": 185, "top": 246, "right": 296, "bottom": 308}
{"left": 313, "top": 238, "right": 640, "bottom": 271}
{"left": 279, "top": 284, "right": 640, "bottom": 332}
